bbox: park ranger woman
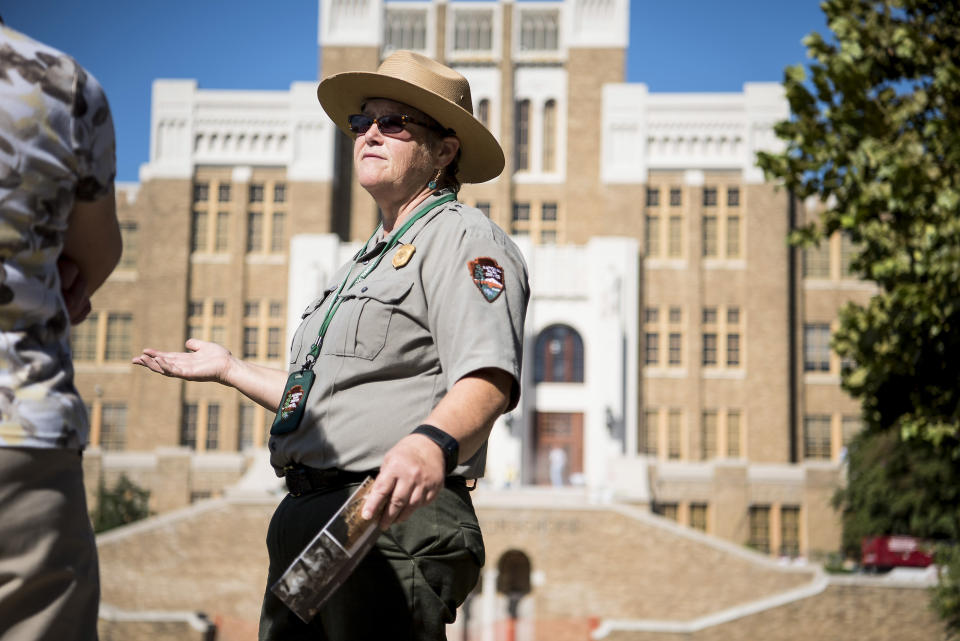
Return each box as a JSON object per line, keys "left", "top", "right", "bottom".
{"left": 134, "top": 50, "right": 529, "bottom": 640}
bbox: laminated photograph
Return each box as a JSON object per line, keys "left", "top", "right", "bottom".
{"left": 270, "top": 477, "right": 381, "bottom": 622}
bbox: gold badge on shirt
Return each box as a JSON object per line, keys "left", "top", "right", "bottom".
{"left": 392, "top": 244, "right": 416, "bottom": 269}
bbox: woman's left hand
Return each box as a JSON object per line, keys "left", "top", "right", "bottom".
{"left": 362, "top": 433, "right": 445, "bottom": 529}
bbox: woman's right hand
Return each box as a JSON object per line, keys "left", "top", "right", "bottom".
{"left": 132, "top": 338, "right": 235, "bottom": 384}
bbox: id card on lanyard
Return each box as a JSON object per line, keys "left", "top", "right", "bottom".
{"left": 269, "top": 194, "right": 455, "bottom": 436}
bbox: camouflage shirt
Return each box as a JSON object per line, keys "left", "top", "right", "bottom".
{"left": 0, "top": 25, "right": 116, "bottom": 449}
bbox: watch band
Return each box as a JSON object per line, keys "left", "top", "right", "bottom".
{"left": 412, "top": 424, "right": 460, "bottom": 475}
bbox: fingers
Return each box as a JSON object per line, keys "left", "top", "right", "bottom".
{"left": 361, "top": 475, "right": 394, "bottom": 523}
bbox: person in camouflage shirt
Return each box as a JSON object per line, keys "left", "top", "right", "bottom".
{"left": 0, "top": 19, "right": 121, "bottom": 641}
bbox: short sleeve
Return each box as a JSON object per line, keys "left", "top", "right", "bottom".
{"left": 71, "top": 66, "right": 116, "bottom": 201}
{"left": 424, "top": 218, "right": 530, "bottom": 411}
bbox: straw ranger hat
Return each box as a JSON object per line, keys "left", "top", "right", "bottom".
{"left": 317, "top": 50, "right": 505, "bottom": 184}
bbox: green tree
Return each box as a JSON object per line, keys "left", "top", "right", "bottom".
{"left": 93, "top": 474, "right": 151, "bottom": 534}
{"left": 757, "top": 0, "right": 960, "bottom": 628}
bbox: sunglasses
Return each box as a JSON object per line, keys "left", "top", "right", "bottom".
{"left": 347, "top": 113, "right": 451, "bottom": 136}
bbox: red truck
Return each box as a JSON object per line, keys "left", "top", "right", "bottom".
{"left": 861, "top": 535, "right": 934, "bottom": 571}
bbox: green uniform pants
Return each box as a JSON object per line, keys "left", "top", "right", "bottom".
{"left": 259, "top": 479, "right": 484, "bottom": 641}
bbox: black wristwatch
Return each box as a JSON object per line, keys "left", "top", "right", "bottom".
{"left": 412, "top": 424, "right": 459, "bottom": 475}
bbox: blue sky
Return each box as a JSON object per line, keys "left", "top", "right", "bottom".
{"left": 4, "top": 1, "right": 826, "bottom": 182}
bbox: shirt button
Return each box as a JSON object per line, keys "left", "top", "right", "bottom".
{"left": 361, "top": 286, "right": 368, "bottom": 293}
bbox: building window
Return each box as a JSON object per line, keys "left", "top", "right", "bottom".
{"left": 840, "top": 233, "right": 857, "bottom": 277}
{"left": 727, "top": 187, "right": 740, "bottom": 207}
{"left": 476, "top": 202, "right": 491, "bottom": 217}
{"left": 100, "top": 403, "right": 127, "bottom": 451}
{"left": 181, "top": 403, "right": 198, "bottom": 448}
{"left": 668, "top": 215, "right": 683, "bottom": 257}
{"left": 645, "top": 307, "right": 659, "bottom": 324}
{"left": 542, "top": 202, "right": 558, "bottom": 222}
{"left": 189, "top": 300, "right": 204, "bottom": 317}
{"left": 274, "top": 183, "right": 286, "bottom": 203}
{"left": 726, "top": 215, "right": 741, "bottom": 258}
{"left": 247, "top": 212, "right": 263, "bottom": 253}
{"left": 655, "top": 502, "right": 679, "bottom": 521}
{"left": 512, "top": 202, "right": 530, "bottom": 222}
{"left": 702, "top": 187, "right": 717, "bottom": 207}
{"left": 477, "top": 99, "right": 490, "bottom": 128}
{"left": 804, "top": 415, "right": 832, "bottom": 459}
{"left": 534, "top": 325, "right": 584, "bottom": 383}
{"left": 667, "top": 409, "right": 682, "bottom": 459}
{"left": 727, "top": 333, "right": 740, "bottom": 367}
{"left": 243, "top": 327, "right": 259, "bottom": 359}
{"left": 515, "top": 100, "right": 530, "bottom": 171}
{"left": 271, "top": 212, "right": 286, "bottom": 253}
{"left": 646, "top": 187, "right": 660, "bottom": 207}
{"left": 215, "top": 212, "right": 230, "bottom": 252}
{"left": 727, "top": 410, "right": 742, "bottom": 457}
{"left": 267, "top": 327, "right": 283, "bottom": 360}
{"left": 702, "top": 307, "right": 717, "bottom": 324}
{"left": 669, "top": 187, "right": 682, "bottom": 206}
{"left": 205, "top": 403, "right": 220, "bottom": 450}
{"left": 803, "top": 243, "right": 831, "bottom": 278}
{"left": 193, "top": 182, "right": 208, "bottom": 202}
{"left": 748, "top": 505, "right": 771, "bottom": 553}
{"left": 702, "top": 216, "right": 718, "bottom": 257}
{"left": 105, "top": 313, "right": 132, "bottom": 361}
{"left": 669, "top": 306, "right": 682, "bottom": 324}
{"left": 540, "top": 230, "right": 557, "bottom": 244}
{"left": 689, "top": 503, "right": 708, "bottom": 532}
{"left": 645, "top": 215, "right": 660, "bottom": 257}
{"left": 238, "top": 404, "right": 256, "bottom": 450}
{"left": 190, "top": 211, "right": 208, "bottom": 252}
{"left": 269, "top": 301, "right": 284, "bottom": 318}
{"left": 384, "top": 8, "right": 427, "bottom": 52}
{"left": 212, "top": 301, "right": 226, "bottom": 317}
{"left": 71, "top": 312, "right": 99, "bottom": 361}
{"left": 244, "top": 301, "right": 259, "bottom": 318}
{"left": 453, "top": 8, "right": 493, "bottom": 51}
{"left": 803, "top": 323, "right": 831, "bottom": 372}
{"left": 543, "top": 100, "right": 557, "bottom": 172}
{"left": 701, "top": 411, "right": 717, "bottom": 459}
{"left": 644, "top": 332, "right": 659, "bottom": 365}
{"left": 727, "top": 306, "right": 740, "bottom": 324}
{"left": 702, "top": 333, "right": 718, "bottom": 366}
{"left": 118, "top": 222, "right": 137, "bottom": 269}
{"left": 218, "top": 183, "right": 231, "bottom": 202}
{"left": 519, "top": 9, "right": 560, "bottom": 51}
{"left": 668, "top": 332, "right": 682, "bottom": 366}
{"left": 781, "top": 506, "right": 801, "bottom": 557}
{"left": 642, "top": 409, "right": 659, "bottom": 455}
{"left": 248, "top": 183, "right": 264, "bottom": 203}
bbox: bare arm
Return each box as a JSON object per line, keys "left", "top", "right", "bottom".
{"left": 362, "top": 368, "right": 512, "bottom": 528}
{"left": 133, "top": 339, "right": 289, "bottom": 410}
{"left": 62, "top": 189, "right": 122, "bottom": 298}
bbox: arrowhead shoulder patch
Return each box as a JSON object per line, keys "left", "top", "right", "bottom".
{"left": 468, "top": 257, "right": 505, "bottom": 302}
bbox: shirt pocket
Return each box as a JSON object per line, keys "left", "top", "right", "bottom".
{"left": 288, "top": 286, "right": 336, "bottom": 364}
{"left": 333, "top": 277, "right": 413, "bottom": 360}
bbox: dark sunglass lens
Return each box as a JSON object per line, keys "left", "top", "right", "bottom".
{"left": 347, "top": 115, "right": 373, "bottom": 134}
{"left": 376, "top": 115, "right": 406, "bottom": 134}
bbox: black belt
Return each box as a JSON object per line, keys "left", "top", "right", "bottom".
{"left": 283, "top": 464, "right": 473, "bottom": 497}
{"left": 283, "top": 465, "right": 374, "bottom": 497}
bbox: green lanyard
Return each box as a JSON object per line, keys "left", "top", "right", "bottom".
{"left": 272, "top": 193, "right": 454, "bottom": 436}
{"left": 300, "top": 192, "right": 454, "bottom": 372}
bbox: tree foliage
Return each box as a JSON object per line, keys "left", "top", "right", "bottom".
{"left": 93, "top": 474, "right": 151, "bottom": 534}
{"left": 835, "top": 429, "right": 960, "bottom": 557}
{"left": 757, "top": 0, "right": 960, "bottom": 629}
{"left": 757, "top": 0, "right": 960, "bottom": 453}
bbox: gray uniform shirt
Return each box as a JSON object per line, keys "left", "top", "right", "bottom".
{"left": 270, "top": 191, "right": 529, "bottom": 478}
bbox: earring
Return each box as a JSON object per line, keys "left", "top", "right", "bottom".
{"left": 428, "top": 169, "right": 442, "bottom": 191}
